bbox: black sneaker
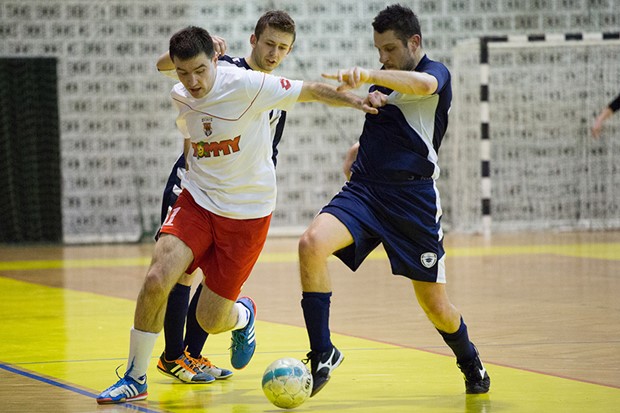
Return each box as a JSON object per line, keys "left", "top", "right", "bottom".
{"left": 303, "top": 346, "right": 344, "bottom": 397}
{"left": 457, "top": 346, "right": 490, "bottom": 394}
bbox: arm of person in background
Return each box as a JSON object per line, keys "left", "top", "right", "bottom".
{"left": 341, "top": 90, "right": 388, "bottom": 179}
{"left": 323, "top": 66, "right": 437, "bottom": 96}
{"left": 156, "top": 35, "right": 228, "bottom": 76}
{"left": 342, "top": 142, "right": 359, "bottom": 180}
{"left": 592, "top": 93, "right": 620, "bottom": 139}
{"left": 297, "top": 82, "right": 378, "bottom": 114}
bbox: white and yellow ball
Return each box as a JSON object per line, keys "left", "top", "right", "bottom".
{"left": 261, "top": 357, "right": 313, "bottom": 409}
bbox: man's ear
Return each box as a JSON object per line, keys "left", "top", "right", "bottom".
{"left": 250, "top": 33, "right": 258, "bottom": 48}
{"left": 408, "top": 34, "right": 421, "bottom": 51}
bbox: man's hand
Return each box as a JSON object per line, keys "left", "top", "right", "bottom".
{"left": 211, "top": 35, "right": 227, "bottom": 57}
{"left": 365, "top": 90, "right": 388, "bottom": 108}
{"left": 322, "top": 67, "right": 370, "bottom": 91}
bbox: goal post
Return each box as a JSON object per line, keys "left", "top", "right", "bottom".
{"left": 443, "top": 32, "right": 620, "bottom": 234}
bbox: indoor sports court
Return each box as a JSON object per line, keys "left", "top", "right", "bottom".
{"left": 1, "top": 232, "right": 619, "bottom": 412}
{"left": 1, "top": 1, "right": 619, "bottom": 412}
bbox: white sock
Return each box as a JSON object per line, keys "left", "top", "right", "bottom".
{"left": 126, "top": 327, "right": 159, "bottom": 380}
{"left": 232, "top": 302, "right": 250, "bottom": 330}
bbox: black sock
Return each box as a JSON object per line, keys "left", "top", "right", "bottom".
{"left": 163, "top": 283, "right": 191, "bottom": 360}
{"left": 301, "top": 291, "right": 333, "bottom": 353}
{"left": 437, "top": 317, "right": 477, "bottom": 365}
{"left": 184, "top": 284, "right": 209, "bottom": 358}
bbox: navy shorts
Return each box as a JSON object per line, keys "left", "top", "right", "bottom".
{"left": 321, "top": 176, "right": 446, "bottom": 283}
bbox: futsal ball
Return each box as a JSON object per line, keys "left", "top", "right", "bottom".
{"left": 262, "top": 357, "right": 313, "bottom": 409}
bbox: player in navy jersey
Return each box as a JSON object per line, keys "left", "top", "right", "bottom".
{"left": 153, "top": 11, "right": 296, "bottom": 384}
{"left": 592, "top": 92, "right": 620, "bottom": 138}
{"left": 298, "top": 4, "right": 491, "bottom": 397}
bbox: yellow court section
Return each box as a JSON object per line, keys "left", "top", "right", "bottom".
{"left": 1, "top": 276, "right": 618, "bottom": 413}
{"left": 1, "top": 242, "right": 618, "bottom": 271}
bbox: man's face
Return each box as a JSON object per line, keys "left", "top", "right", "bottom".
{"left": 250, "top": 26, "right": 294, "bottom": 73}
{"left": 373, "top": 29, "right": 418, "bottom": 71}
{"left": 173, "top": 52, "right": 218, "bottom": 99}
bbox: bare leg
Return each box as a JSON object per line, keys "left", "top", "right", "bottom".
{"left": 412, "top": 280, "right": 461, "bottom": 333}
{"left": 134, "top": 234, "right": 194, "bottom": 333}
{"left": 299, "top": 213, "right": 353, "bottom": 292}
{"left": 195, "top": 282, "right": 238, "bottom": 334}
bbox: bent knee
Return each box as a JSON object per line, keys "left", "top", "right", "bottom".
{"left": 420, "top": 300, "right": 452, "bottom": 318}
{"left": 197, "top": 315, "right": 227, "bottom": 335}
{"left": 299, "top": 229, "right": 330, "bottom": 261}
{"left": 142, "top": 271, "right": 170, "bottom": 298}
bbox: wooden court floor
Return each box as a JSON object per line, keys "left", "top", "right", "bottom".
{"left": 0, "top": 231, "right": 619, "bottom": 412}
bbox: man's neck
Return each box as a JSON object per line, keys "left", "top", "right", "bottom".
{"left": 245, "top": 55, "right": 272, "bottom": 74}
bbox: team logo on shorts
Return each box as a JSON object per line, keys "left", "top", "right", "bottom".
{"left": 202, "top": 117, "right": 213, "bottom": 137}
{"left": 420, "top": 252, "right": 437, "bottom": 268}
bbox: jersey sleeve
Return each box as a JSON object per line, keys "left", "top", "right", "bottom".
{"left": 609, "top": 93, "right": 620, "bottom": 113}
{"left": 423, "top": 62, "right": 450, "bottom": 94}
{"left": 249, "top": 72, "right": 303, "bottom": 113}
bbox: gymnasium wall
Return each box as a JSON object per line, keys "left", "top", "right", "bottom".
{"left": 0, "top": 0, "right": 617, "bottom": 242}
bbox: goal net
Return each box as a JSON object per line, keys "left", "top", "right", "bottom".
{"left": 443, "top": 34, "right": 620, "bottom": 233}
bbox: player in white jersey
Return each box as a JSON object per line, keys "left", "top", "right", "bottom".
{"left": 153, "top": 11, "right": 297, "bottom": 384}
{"left": 97, "top": 25, "right": 376, "bottom": 405}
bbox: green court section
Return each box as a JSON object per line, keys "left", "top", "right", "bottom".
{"left": 1, "top": 276, "right": 618, "bottom": 412}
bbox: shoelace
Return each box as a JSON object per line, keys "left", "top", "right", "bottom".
{"left": 301, "top": 350, "right": 315, "bottom": 366}
{"left": 230, "top": 330, "right": 251, "bottom": 349}
{"left": 198, "top": 356, "right": 215, "bottom": 368}
{"left": 185, "top": 352, "right": 215, "bottom": 369}
{"left": 114, "top": 364, "right": 124, "bottom": 380}
{"left": 181, "top": 356, "right": 203, "bottom": 373}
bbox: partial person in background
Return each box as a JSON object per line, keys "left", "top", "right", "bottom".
{"left": 153, "top": 10, "right": 297, "bottom": 386}
{"left": 591, "top": 92, "right": 620, "bottom": 138}
{"left": 297, "top": 4, "right": 491, "bottom": 397}
{"left": 97, "top": 25, "right": 376, "bottom": 405}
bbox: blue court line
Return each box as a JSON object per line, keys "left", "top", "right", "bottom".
{"left": 0, "top": 362, "right": 162, "bottom": 413}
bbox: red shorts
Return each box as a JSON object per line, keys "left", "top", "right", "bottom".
{"left": 160, "top": 190, "right": 271, "bottom": 301}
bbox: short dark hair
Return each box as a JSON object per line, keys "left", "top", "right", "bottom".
{"left": 169, "top": 26, "right": 215, "bottom": 61}
{"left": 254, "top": 10, "right": 296, "bottom": 44}
{"left": 372, "top": 4, "right": 422, "bottom": 46}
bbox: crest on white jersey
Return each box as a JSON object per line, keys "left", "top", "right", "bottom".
{"left": 202, "top": 117, "right": 213, "bottom": 137}
{"left": 420, "top": 252, "right": 437, "bottom": 268}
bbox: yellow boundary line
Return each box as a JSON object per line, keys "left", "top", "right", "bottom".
{"left": 0, "top": 242, "right": 618, "bottom": 271}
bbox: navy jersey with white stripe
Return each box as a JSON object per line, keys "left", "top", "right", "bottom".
{"left": 351, "top": 55, "right": 451, "bottom": 181}
{"left": 321, "top": 55, "right": 451, "bottom": 282}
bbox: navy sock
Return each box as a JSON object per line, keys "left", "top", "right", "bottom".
{"left": 301, "top": 292, "right": 333, "bottom": 353}
{"left": 163, "top": 283, "right": 191, "bottom": 360}
{"left": 184, "top": 284, "right": 209, "bottom": 358}
{"left": 437, "top": 317, "right": 477, "bottom": 365}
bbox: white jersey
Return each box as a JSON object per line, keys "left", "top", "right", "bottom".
{"left": 171, "top": 66, "right": 302, "bottom": 219}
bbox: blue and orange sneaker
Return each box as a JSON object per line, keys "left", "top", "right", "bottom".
{"left": 230, "top": 296, "right": 256, "bottom": 369}
{"left": 97, "top": 370, "right": 148, "bottom": 404}
{"left": 157, "top": 352, "right": 215, "bottom": 383}
{"left": 186, "top": 352, "right": 233, "bottom": 380}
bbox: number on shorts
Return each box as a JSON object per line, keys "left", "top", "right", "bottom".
{"left": 162, "top": 206, "right": 181, "bottom": 226}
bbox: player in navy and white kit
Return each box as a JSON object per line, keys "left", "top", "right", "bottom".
{"left": 97, "top": 25, "right": 375, "bottom": 405}
{"left": 298, "top": 4, "right": 491, "bottom": 397}
{"left": 592, "top": 92, "right": 620, "bottom": 138}
{"left": 154, "top": 11, "right": 296, "bottom": 385}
